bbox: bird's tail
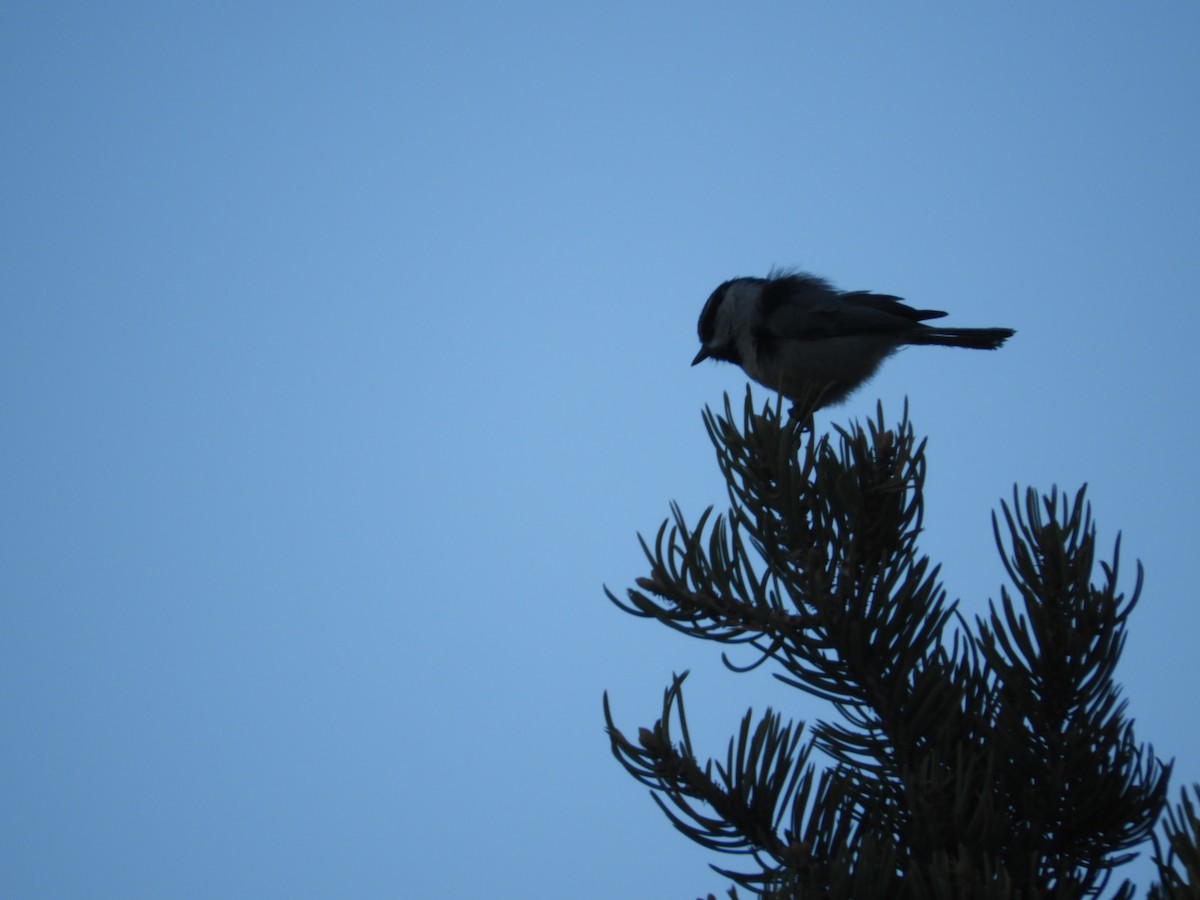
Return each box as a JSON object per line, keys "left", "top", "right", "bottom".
{"left": 908, "top": 327, "right": 1015, "bottom": 350}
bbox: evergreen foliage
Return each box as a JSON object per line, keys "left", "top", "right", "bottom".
{"left": 1152, "top": 787, "right": 1200, "bottom": 899}
{"left": 604, "top": 390, "right": 1195, "bottom": 899}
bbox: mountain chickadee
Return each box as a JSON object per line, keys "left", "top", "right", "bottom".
{"left": 692, "top": 270, "right": 1015, "bottom": 407}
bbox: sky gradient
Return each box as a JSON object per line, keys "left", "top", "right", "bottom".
{"left": 3, "top": 4, "right": 1199, "bottom": 897}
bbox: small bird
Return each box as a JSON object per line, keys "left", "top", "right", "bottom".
{"left": 692, "top": 270, "right": 1014, "bottom": 408}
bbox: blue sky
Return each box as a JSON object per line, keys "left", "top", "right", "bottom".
{"left": 3, "top": 3, "right": 1198, "bottom": 897}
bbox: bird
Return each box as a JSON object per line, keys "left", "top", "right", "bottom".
{"left": 692, "top": 269, "right": 1014, "bottom": 408}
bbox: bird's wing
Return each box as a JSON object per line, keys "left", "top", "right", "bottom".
{"left": 840, "top": 291, "right": 947, "bottom": 323}
{"left": 763, "top": 283, "right": 947, "bottom": 340}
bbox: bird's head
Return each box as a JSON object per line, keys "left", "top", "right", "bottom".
{"left": 692, "top": 278, "right": 759, "bottom": 366}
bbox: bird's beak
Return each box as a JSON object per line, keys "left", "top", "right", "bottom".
{"left": 691, "top": 347, "right": 711, "bottom": 366}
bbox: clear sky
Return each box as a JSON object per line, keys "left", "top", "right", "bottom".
{"left": 3, "top": 3, "right": 1198, "bottom": 897}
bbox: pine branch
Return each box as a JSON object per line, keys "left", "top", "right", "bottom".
{"left": 604, "top": 390, "right": 1172, "bottom": 899}
{"left": 1151, "top": 785, "right": 1200, "bottom": 898}
{"left": 977, "top": 488, "right": 1170, "bottom": 891}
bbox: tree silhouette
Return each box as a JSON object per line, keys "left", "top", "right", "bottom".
{"left": 604, "top": 390, "right": 1194, "bottom": 899}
